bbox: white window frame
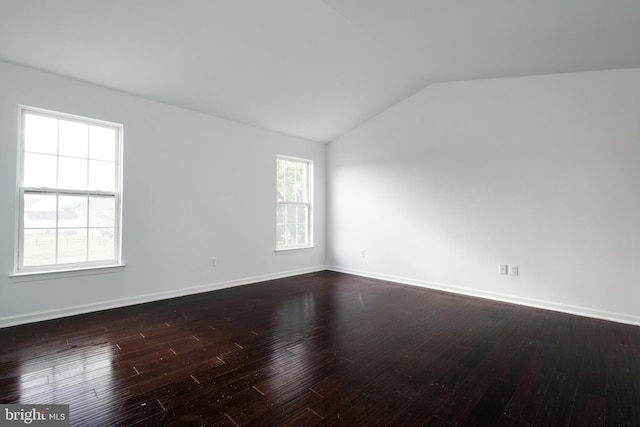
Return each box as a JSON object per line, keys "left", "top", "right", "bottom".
{"left": 14, "top": 106, "right": 124, "bottom": 275}
{"left": 276, "top": 155, "right": 313, "bottom": 251}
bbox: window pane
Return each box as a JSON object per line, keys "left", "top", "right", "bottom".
{"left": 88, "top": 160, "right": 115, "bottom": 191}
{"left": 58, "top": 229, "right": 87, "bottom": 264}
{"left": 89, "top": 196, "right": 115, "bottom": 227}
{"left": 299, "top": 165, "right": 308, "bottom": 201}
{"left": 89, "top": 126, "right": 116, "bottom": 161}
{"left": 296, "top": 163, "right": 303, "bottom": 187}
{"left": 277, "top": 160, "right": 286, "bottom": 202}
{"left": 24, "top": 152, "right": 57, "bottom": 188}
{"left": 24, "top": 114, "right": 58, "bottom": 155}
{"left": 276, "top": 224, "right": 286, "bottom": 246}
{"left": 297, "top": 205, "right": 307, "bottom": 223}
{"left": 286, "top": 224, "right": 297, "bottom": 245}
{"left": 284, "top": 182, "right": 294, "bottom": 201}
{"left": 24, "top": 193, "right": 57, "bottom": 228}
{"left": 297, "top": 225, "right": 307, "bottom": 245}
{"left": 286, "top": 161, "right": 296, "bottom": 180}
{"left": 58, "top": 156, "right": 88, "bottom": 190}
{"left": 286, "top": 205, "right": 296, "bottom": 223}
{"left": 59, "top": 195, "right": 88, "bottom": 228}
{"left": 295, "top": 182, "right": 304, "bottom": 201}
{"left": 23, "top": 229, "right": 56, "bottom": 266}
{"left": 276, "top": 204, "right": 286, "bottom": 225}
{"left": 59, "top": 120, "right": 88, "bottom": 158}
{"left": 89, "top": 228, "right": 114, "bottom": 261}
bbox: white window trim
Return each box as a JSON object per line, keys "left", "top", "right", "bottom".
{"left": 10, "top": 264, "right": 125, "bottom": 281}
{"left": 275, "top": 155, "right": 314, "bottom": 252}
{"left": 14, "top": 105, "right": 124, "bottom": 276}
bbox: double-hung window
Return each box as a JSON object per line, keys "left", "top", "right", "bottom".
{"left": 15, "top": 106, "right": 123, "bottom": 274}
{"left": 276, "top": 156, "right": 312, "bottom": 250}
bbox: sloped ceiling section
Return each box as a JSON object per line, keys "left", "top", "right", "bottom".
{"left": 1, "top": 0, "right": 639, "bottom": 142}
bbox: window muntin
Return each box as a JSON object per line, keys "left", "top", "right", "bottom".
{"left": 276, "top": 156, "right": 312, "bottom": 249}
{"left": 16, "top": 107, "right": 122, "bottom": 273}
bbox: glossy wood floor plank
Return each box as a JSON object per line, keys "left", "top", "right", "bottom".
{"left": 1, "top": 271, "right": 639, "bottom": 426}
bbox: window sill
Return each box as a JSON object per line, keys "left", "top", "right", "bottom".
{"left": 10, "top": 264, "right": 125, "bottom": 282}
{"left": 274, "top": 246, "right": 315, "bottom": 254}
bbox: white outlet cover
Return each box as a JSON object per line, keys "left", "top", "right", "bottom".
{"left": 499, "top": 264, "right": 508, "bottom": 275}
{"left": 508, "top": 264, "right": 519, "bottom": 276}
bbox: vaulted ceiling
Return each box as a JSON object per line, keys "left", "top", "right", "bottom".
{"left": 1, "top": 0, "right": 639, "bottom": 142}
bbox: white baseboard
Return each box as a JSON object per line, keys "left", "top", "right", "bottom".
{"left": 328, "top": 266, "right": 640, "bottom": 327}
{"left": 5, "top": 265, "right": 638, "bottom": 329}
{"left": 0, "top": 266, "right": 327, "bottom": 329}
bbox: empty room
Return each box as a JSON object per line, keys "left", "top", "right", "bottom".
{"left": 1, "top": 1, "right": 639, "bottom": 426}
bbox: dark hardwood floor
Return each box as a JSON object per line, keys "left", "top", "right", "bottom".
{"left": 1, "top": 271, "right": 639, "bottom": 426}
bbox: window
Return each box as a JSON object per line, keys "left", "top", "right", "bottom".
{"left": 15, "top": 106, "right": 123, "bottom": 274}
{"left": 276, "top": 156, "right": 312, "bottom": 250}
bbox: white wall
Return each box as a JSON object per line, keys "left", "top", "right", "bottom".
{"left": 0, "top": 61, "right": 326, "bottom": 327}
{"left": 3, "top": 62, "right": 639, "bottom": 328}
{"left": 328, "top": 68, "right": 640, "bottom": 325}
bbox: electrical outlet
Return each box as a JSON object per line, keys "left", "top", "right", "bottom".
{"left": 499, "top": 264, "right": 508, "bottom": 275}
{"left": 509, "top": 264, "right": 518, "bottom": 276}
{"left": 210, "top": 257, "right": 218, "bottom": 266}
{"left": 360, "top": 249, "right": 366, "bottom": 258}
